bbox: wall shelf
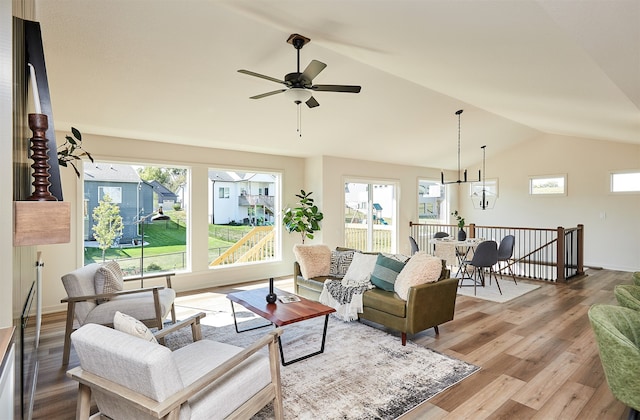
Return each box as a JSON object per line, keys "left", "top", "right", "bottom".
{"left": 14, "top": 201, "right": 70, "bottom": 246}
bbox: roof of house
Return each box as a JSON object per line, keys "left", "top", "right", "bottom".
{"left": 84, "top": 163, "right": 141, "bottom": 183}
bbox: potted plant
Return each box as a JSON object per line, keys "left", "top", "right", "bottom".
{"left": 57, "top": 127, "right": 94, "bottom": 177}
{"left": 451, "top": 210, "right": 466, "bottom": 241}
{"left": 283, "top": 190, "right": 324, "bottom": 244}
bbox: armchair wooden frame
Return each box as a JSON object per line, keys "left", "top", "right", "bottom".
{"left": 67, "top": 319, "right": 284, "bottom": 420}
{"left": 61, "top": 271, "right": 177, "bottom": 365}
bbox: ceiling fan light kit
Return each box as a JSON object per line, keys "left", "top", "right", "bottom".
{"left": 441, "top": 109, "right": 482, "bottom": 186}
{"left": 237, "top": 33, "right": 361, "bottom": 109}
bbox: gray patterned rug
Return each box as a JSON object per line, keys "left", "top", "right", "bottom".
{"left": 165, "top": 311, "right": 479, "bottom": 419}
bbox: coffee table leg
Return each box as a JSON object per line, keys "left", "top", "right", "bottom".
{"left": 279, "top": 314, "right": 330, "bottom": 366}
{"left": 230, "top": 301, "right": 272, "bottom": 333}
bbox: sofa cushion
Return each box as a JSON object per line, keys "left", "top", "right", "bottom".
{"left": 113, "top": 311, "right": 158, "bottom": 344}
{"left": 329, "top": 249, "right": 355, "bottom": 278}
{"left": 293, "top": 244, "right": 331, "bottom": 279}
{"left": 362, "top": 288, "right": 406, "bottom": 317}
{"left": 394, "top": 252, "right": 444, "bottom": 300}
{"left": 342, "top": 252, "right": 379, "bottom": 287}
{"left": 370, "top": 254, "right": 406, "bottom": 291}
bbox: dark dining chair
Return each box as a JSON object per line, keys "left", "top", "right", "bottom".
{"left": 460, "top": 240, "right": 499, "bottom": 296}
{"left": 409, "top": 236, "right": 419, "bottom": 255}
{"left": 497, "top": 235, "right": 516, "bottom": 284}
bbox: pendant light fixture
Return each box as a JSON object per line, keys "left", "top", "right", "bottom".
{"left": 472, "top": 145, "right": 496, "bottom": 210}
{"left": 441, "top": 109, "right": 481, "bottom": 185}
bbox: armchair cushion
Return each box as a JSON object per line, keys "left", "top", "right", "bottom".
{"left": 114, "top": 311, "right": 158, "bottom": 343}
{"left": 61, "top": 264, "right": 100, "bottom": 324}
{"left": 84, "top": 288, "right": 176, "bottom": 326}
{"left": 394, "top": 253, "right": 443, "bottom": 300}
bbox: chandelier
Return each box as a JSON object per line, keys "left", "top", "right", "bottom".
{"left": 441, "top": 109, "right": 481, "bottom": 185}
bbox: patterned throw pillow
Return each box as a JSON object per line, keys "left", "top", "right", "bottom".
{"left": 94, "top": 260, "right": 124, "bottom": 296}
{"left": 113, "top": 311, "right": 158, "bottom": 344}
{"left": 330, "top": 249, "right": 355, "bottom": 278}
{"left": 370, "top": 254, "right": 406, "bottom": 291}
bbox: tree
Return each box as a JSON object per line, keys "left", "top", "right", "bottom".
{"left": 137, "top": 166, "right": 187, "bottom": 195}
{"left": 283, "top": 190, "right": 324, "bottom": 244}
{"left": 92, "top": 194, "right": 124, "bottom": 261}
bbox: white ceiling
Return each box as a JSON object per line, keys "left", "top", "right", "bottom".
{"left": 35, "top": 0, "right": 640, "bottom": 170}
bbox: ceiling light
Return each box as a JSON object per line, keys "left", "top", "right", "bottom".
{"left": 285, "top": 88, "right": 312, "bottom": 103}
{"left": 441, "top": 109, "right": 481, "bottom": 185}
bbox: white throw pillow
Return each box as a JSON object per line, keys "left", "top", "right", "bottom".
{"left": 293, "top": 244, "right": 331, "bottom": 279}
{"left": 113, "top": 311, "right": 158, "bottom": 344}
{"left": 341, "top": 252, "right": 379, "bottom": 287}
{"left": 394, "top": 252, "right": 443, "bottom": 300}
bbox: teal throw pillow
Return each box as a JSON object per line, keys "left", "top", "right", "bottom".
{"left": 370, "top": 254, "right": 406, "bottom": 291}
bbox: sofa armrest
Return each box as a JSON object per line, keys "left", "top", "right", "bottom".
{"left": 405, "top": 277, "right": 459, "bottom": 333}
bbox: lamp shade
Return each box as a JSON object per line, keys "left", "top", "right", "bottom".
{"left": 285, "top": 87, "right": 312, "bottom": 103}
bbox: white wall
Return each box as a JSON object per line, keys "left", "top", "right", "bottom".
{"left": 458, "top": 133, "right": 640, "bottom": 271}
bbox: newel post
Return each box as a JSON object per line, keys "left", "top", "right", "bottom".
{"left": 577, "top": 224, "right": 585, "bottom": 276}
{"left": 469, "top": 223, "right": 476, "bottom": 239}
{"left": 557, "top": 226, "right": 566, "bottom": 282}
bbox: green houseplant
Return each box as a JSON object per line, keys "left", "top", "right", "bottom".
{"left": 283, "top": 190, "right": 324, "bottom": 244}
{"left": 451, "top": 210, "right": 467, "bottom": 241}
{"left": 57, "top": 127, "right": 94, "bottom": 178}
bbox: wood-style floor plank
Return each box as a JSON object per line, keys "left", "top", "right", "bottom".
{"left": 32, "top": 270, "right": 634, "bottom": 419}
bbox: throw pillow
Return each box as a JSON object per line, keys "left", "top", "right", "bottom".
{"left": 394, "top": 252, "right": 444, "bottom": 300}
{"left": 113, "top": 311, "right": 158, "bottom": 344}
{"left": 94, "top": 260, "right": 124, "bottom": 296}
{"left": 370, "top": 253, "right": 406, "bottom": 291}
{"left": 293, "top": 244, "right": 331, "bottom": 279}
{"left": 330, "top": 249, "right": 355, "bottom": 278}
{"left": 341, "top": 252, "right": 379, "bottom": 287}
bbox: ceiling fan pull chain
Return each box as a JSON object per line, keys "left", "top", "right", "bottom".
{"left": 296, "top": 101, "right": 303, "bottom": 137}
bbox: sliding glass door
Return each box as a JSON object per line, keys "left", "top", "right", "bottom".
{"left": 344, "top": 180, "right": 396, "bottom": 253}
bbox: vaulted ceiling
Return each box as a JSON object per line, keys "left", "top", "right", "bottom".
{"left": 35, "top": 0, "right": 639, "bottom": 170}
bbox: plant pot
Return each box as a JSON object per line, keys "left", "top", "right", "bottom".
{"left": 457, "top": 228, "right": 467, "bottom": 241}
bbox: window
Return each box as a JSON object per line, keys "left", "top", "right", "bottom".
{"left": 611, "top": 171, "right": 640, "bottom": 193}
{"left": 418, "top": 179, "right": 446, "bottom": 223}
{"left": 345, "top": 180, "right": 397, "bottom": 253}
{"left": 98, "top": 186, "right": 122, "bottom": 203}
{"left": 83, "top": 161, "right": 189, "bottom": 276}
{"left": 208, "top": 168, "right": 280, "bottom": 267}
{"left": 529, "top": 174, "right": 567, "bottom": 196}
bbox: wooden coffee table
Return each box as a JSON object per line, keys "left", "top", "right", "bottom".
{"left": 226, "top": 287, "right": 335, "bottom": 365}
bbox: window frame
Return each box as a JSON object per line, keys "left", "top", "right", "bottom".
{"left": 529, "top": 174, "right": 567, "bottom": 196}
{"left": 610, "top": 171, "right": 640, "bottom": 194}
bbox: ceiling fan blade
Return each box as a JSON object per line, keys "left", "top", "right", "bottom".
{"left": 300, "top": 60, "right": 327, "bottom": 83}
{"left": 250, "top": 89, "right": 286, "bottom": 99}
{"left": 238, "top": 69, "right": 286, "bottom": 85}
{"left": 306, "top": 96, "right": 320, "bottom": 108}
{"left": 311, "top": 84, "right": 361, "bottom": 93}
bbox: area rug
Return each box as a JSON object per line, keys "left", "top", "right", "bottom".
{"left": 165, "top": 312, "right": 479, "bottom": 419}
{"left": 457, "top": 276, "right": 540, "bottom": 303}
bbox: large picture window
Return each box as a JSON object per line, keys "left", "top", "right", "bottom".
{"left": 83, "top": 161, "right": 189, "bottom": 276}
{"left": 208, "top": 169, "right": 280, "bottom": 267}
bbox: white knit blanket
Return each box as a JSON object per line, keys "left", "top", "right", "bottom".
{"left": 319, "top": 279, "right": 372, "bottom": 322}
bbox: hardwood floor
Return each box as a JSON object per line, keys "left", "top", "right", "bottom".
{"left": 33, "top": 269, "right": 632, "bottom": 419}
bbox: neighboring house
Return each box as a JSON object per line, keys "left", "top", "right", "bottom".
{"left": 147, "top": 180, "right": 178, "bottom": 209}
{"left": 84, "top": 163, "right": 154, "bottom": 243}
{"left": 208, "top": 170, "right": 276, "bottom": 225}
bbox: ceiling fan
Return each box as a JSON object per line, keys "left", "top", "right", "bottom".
{"left": 238, "top": 33, "right": 361, "bottom": 108}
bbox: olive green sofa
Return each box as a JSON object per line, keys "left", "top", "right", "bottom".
{"left": 294, "top": 259, "right": 459, "bottom": 346}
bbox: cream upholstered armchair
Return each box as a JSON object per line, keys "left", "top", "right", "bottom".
{"left": 66, "top": 316, "right": 284, "bottom": 419}
{"left": 60, "top": 261, "right": 176, "bottom": 365}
